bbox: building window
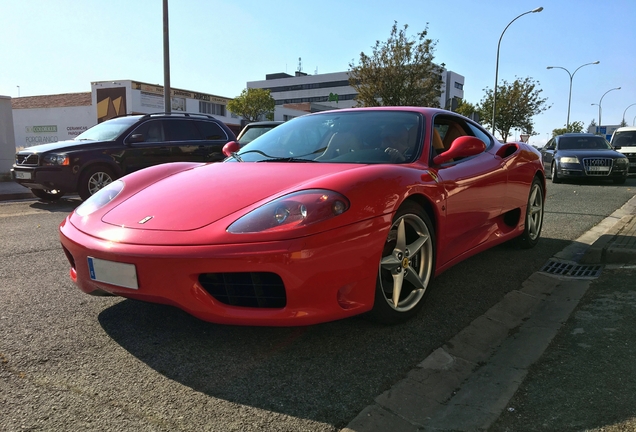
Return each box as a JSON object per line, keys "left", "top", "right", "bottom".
{"left": 454, "top": 82, "right": 463, "bottom": 90}
{"left": 199, "top": 101, "right": 226, "bottom": 116}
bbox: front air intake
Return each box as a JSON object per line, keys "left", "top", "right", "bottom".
{"left": 198, "top": 272, "right": 286, "bottom": 308}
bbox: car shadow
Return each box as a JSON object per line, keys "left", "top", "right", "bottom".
{"left": 97, "top": 236, "right": 572, "bottom": 427}
{"left": 30, "top": 196, "right": 81, "bottom": 213}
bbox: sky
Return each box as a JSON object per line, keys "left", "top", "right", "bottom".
{"left": 1, "top": 0, "right": 635, "bottom": 146}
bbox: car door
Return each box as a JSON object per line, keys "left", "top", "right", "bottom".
{"left": 540, "top": 138, "right": 556, "bottom": 171}
{"left": 119, "top": 119, "right": 173, "bottom": 173}
{"left": 192, "top": 120, "right": 230, "bottom": 162}
{"left": 430, "top": 115, "right": 508, "bottom": 267}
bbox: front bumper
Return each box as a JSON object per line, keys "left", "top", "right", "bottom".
{"left": 11, "top": 165, "right": 77, "bottom": 192}
{"left": 556, "top": 164, "right": 628, "bottom": 181}
{"left": 59, "top": 214, "right": 392, "bottom": 326}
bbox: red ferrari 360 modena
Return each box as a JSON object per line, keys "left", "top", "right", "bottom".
{"left": 59, "top": 107, "right": 545, "bottom": 326}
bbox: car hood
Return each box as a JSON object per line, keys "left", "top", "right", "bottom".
{"left": 557, "top": 149, "right": 626, "bottom": 158}
{"left": 101, "top": 162, "right": 365, "bottom": 231}
{"left": 20, "top": 139, "right": 101, "bottom": 153}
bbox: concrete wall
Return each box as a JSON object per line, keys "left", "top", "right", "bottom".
{"left": 0, "top": 96, "right": 16, "bottom": 175}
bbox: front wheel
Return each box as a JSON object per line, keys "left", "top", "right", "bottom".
{"left": 367, "top": 203, "right": 436, "bottom": 324}
{"left": 550, "top": 162, "right": 561, "bottom": 183}
{"left": 78, "top": 166, "right": 116, "bottom": 200}
{"left": 31, "top": 189, "right": 65, "bottom": 202}
{"left": 516, "top": 177, "right": 544, "bottom": 249}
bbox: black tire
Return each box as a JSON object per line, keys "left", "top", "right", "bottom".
{"left": 31, "top": 189, "right": 65, "bottom": 202}
{"left": 78, "top": 166, "right": 116, "bottom": 201}
{"left": 550, "top": 162, "right": 561, "bottom": 183}
{"left": 515, "top": 177, "right": 544, "bottom": 249}
{"left": 613, "top": 177, "right": 627, "bottom": 185}
{"left": 366, "top": 203, "right": 436, "bottom": 324}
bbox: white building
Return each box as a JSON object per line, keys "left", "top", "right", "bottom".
{"left": 247, "top": 69, "right": 465, "bottom": 121}
{"left": 11, "top": 80, "right": 242, "bottom": 149}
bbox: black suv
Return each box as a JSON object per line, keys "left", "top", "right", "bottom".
{"left": 11, "top": 112, "right": 236, "bottom": 201}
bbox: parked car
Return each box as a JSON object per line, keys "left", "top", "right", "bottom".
{"left": 11, "top": 112, "right": 236, "bottom": 201}
{"left": 540, "top": 133, "right": 629, "bottom": 184}
{"left": 610, "top": 126, "right": 636, "bottom": 175}
{"left": 59, "top": 107, "right": 545, "bottom": 326}
{"left": 236, "top": 121, "right": 283, "bottom": 146}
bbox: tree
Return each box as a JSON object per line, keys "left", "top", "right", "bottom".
{"left": 477, "top": 77, "right": 550, "bottom": 142}
{"left": 552, "top": 120, "right": 584, "bottom": 137}
{"left": 227, "top": 88, "right": 275, "bottom": 122}
{"left": 454, "top": 99, "right": 478, "bottom": 118}
{"left": 348, "top": 21, "right": 444, "bottom": 107}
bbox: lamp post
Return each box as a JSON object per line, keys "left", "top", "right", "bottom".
{"left": 597, "top": 87, "right": 621, "bottom": 127}
{"left": 546, "top": 61, "right": 599, "bottom": 130}
{"left": 491, "top": 6, "right": 544, "bottom": 136}
{"left": 163, "top": 0, "right": 171, "bottom": 114}
{"left": 622, "top": 103, "right": 636, "bottom": 125}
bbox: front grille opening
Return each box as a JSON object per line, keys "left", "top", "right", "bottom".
{"left": 540, "top": 259, "right": 603, "bottom": 278}
{"left": 583, "top": 158, "right": 613, "bottom": 176}
{"left": 198, "top": 272, "right": 286, "bottom": 308}
{"left": 62, "top": 246, "right": 76, "bottom": 270}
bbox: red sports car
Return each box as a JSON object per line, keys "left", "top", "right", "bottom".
{"left": 59, "top": 107, "right": 545, "bottom": 326}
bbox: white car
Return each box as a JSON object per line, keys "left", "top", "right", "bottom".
{"left": 610, "top": 126, "right": 636, "bottom": 175}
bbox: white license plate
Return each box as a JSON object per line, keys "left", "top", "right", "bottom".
{"left": 87, "top": 257, "right": 138, "bottom": 289}
{"left": 630, "top": 162, "right": 636, "bottom": 167}
{"left": 14, "top": 171, "right": 32, "bottom": 179}
{"left": 587, "top": 166, "right": 610, "bottom": 172}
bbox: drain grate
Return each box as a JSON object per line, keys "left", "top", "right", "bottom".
{"left": 540, "top": 260, "right": 603, "bottom": 278}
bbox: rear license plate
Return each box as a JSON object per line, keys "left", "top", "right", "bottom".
{"left": 87, "top": 257, "right": 138, "bottom": 289}
{"left": 14, "top": 171, "right": 32, "bottom": 179}
{"left": 587, "top": 166, "right": 610, "bottom": 172}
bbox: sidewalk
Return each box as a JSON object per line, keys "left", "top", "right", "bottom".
{"left": 345, "top": 195, "right": 636, "bottom": 432}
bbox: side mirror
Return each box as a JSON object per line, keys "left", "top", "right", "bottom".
{"left": 433, "top": 136, "right": 486, "bottom": 165}
{"left": 222, "top": 140, "right": 240, "bottom": 157}
{"left": 127, "top": 134, "right": 145, "bottom": 144}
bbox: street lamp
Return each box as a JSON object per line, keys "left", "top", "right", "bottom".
{"left": 622, "top": 103, "right": 636, "bottom": 125}
{"left": 492, "top": 7, "right": 543, "bottom": 135}
{"left": 546, "top": 61, "right": 599, "bottom": 129}
{"left": 597, "top": 87, "right": 621, "bottom": 127}
{"left": 491, "top": 6, "right": 544, "bottom": 136}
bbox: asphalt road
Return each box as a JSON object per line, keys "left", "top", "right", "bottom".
{"left": 1, "top": 177, "right": 635, "bottom": 432}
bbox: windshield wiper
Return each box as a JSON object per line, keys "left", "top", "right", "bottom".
{"left": 258, "top": 157, "right": 318, "bottom": 163}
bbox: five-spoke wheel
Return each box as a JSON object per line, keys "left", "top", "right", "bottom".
{"left": 368, "top": 203, "right": 435, "bottom": 324}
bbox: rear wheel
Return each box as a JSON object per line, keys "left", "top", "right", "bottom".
{"left": 31, "top": 189, "right": 65, "bottom": 202}
{"left": 78, "top": 166, "right": 116, "bottom": 200}
{"left": 367, "top": 203, "right": 435, "bottom": 324}
{"left": 516, "top": 177, "right": 544, "bottom": 249}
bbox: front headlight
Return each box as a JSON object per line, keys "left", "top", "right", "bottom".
{"left": 228, "top": 189, "right": 350, "bottom": 234}
{"left": 42, "top": 153, "right": 70, "bottom": 166}
{"left": 559, "top": 156, "right": 580, "bottom": 164}
{"left": 75, "top": 180, "right": 125, "bottom": 217}
{"left": 615, "top": 157, "right": 629, "bottom": 166}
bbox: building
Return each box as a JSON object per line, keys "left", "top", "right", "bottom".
{"left": 11, "top": 80, "right": 242, "bottom": 149}
{"left": 247, "top": 69, "right": 465, "bottom": 121}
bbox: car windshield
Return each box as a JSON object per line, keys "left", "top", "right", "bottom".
{"left": 559, "top": 136, "right": 611, "bottom": 150}
{"left": 75, "top": 116, "right": 140, "bottom": 141}
{"left": 612, "top": 131, "right": 636, "bottom": 147}
{"left": 231, "top": 110, "right": 423, "bottom": 164}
